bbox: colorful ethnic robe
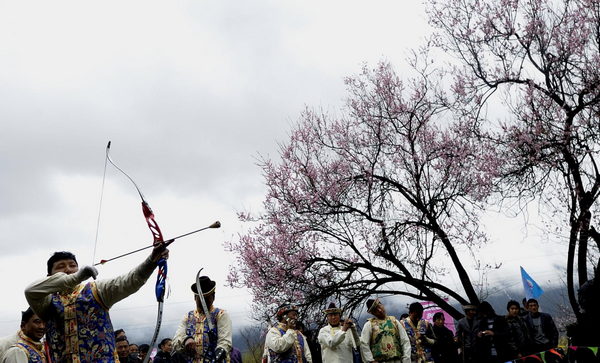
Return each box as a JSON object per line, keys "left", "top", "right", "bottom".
{"left": 400, "top": 318, "right": 435, "bottom": 363}
{"left": 265, "top": 324, "right": 309, "bottom": 363}
{"left": 13, "top": 343, "right": 46, "bottom": 363}
{"left": 175, "top": 307, "right": 231, "bottom": 363}
{"left": 366, "top": 316, "right": 404, "bottom": 362}
{"left": 46, "top": 282, "right": 117, "bottom": 363}
{"left": 2, "top": 330, "right": 48, "bottom": 363}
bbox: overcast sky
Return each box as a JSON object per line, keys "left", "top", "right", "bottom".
{"left": 0, "top": 0, "right": 568, "bottom": 344}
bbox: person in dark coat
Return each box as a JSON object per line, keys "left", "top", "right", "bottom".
{"left": 431, "top": 312, "right": 459, "bottom": 363}
{"left": 476, "top": 301, "right": 511, "bottom": 363}
{"left": 505, "top": 300, "right": 532, "bottom": 359}
{"left": 454, "top": 304, "right": 478, "bottom": 363}
{"left": 522, "top": 299, "right": 558, "bottom": 354}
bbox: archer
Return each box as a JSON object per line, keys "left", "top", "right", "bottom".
{"left": 24, "top": 245, "right": 169, "bottom": 363}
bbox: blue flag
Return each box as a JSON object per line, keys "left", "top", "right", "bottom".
{"left": 521, "top": 266, "right": 544, "bottom": 299}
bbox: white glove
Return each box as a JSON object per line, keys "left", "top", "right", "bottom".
{"left": 75, "top": 266, "right": 98, "bottom": 282}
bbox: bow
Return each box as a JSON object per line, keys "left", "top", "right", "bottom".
{"left": 104, "top": 141, "right": 166, "bottom": 363}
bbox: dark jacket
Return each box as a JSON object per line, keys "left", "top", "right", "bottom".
{"left": 119, "top": 356, "right": 137, "bottom": 363}
{"left": 505, "top": 314, "right": 532, "bottom": 358}
{"left": 432, "top": 324, "right": 459, "bottom": 363}
{"left": 153, "top": 351, "right": 186, "bottom": 363}
{"left": 476, "top": 314, "right": 511, "bottom": 362}
{"left": 523, "top": 312, "right": 559, "bottom": 348}
{"left": 455, "top": 317, "right": 479, "bottom": 350}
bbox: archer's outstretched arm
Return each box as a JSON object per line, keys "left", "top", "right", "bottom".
{"left": 96, "top": 246, "right": 169, "bottom": 309}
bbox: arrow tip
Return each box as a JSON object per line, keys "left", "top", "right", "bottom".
{"left": 210, "top": 221, "right": 221, "bottom": 228}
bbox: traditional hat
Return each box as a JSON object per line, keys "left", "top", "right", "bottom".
{"left": 276, "top": 304, "right": 298, "bottom": 319}
{"left": 191, "top": 276, "right": 217, "bottom": 296}
{"left": 462, "top": 304, "right": 477, "bottom": 311}
{"left": 323, "top": 302, "right": 342, "bottom": 315}
{"left": 366, "top": 298, "right": 381, "bottom": 314}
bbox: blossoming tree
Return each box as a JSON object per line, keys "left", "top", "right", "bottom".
{"left": 226, "top": 57, "right": 502, "bottom": 321}
{"left": 428, "top": 0, "right": 600, "bottom": 327}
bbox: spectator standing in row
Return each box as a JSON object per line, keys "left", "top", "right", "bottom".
{"left": 400, "top": 303, "right": 436, "bottom": 363}
{"left": 454, "top": 305, "right": 478, "bottom": 363}
{"left": 505, "top": 300, "right": 531, "bottom": 359}
{"left": 117, "top": 336, "right": 136, "bottom": 363}
{"left": 476, "top": 301, "right": 510, "bottom": 363}
{"left": 129, "top": 344, "right": 140, "bottom": 362}
{"left": 153, "top": 338, "right": 184, "bottom": 363}
{"left": 523, "top": 299, "right": 558, "bottom": 353}
{"left": 431, "top": 312, "right": 458, "bottom": 363}
{"left": 139, "top": 344, "right": 150, "bottom": 362}
{"left": 361, "top": 298, "right": 411, "bottom": 363}
{"left": 264, "top": 304, "right": 312, "bottom": 363}
{"left": 318, "top": 303, "right": 360, "bottom": 363}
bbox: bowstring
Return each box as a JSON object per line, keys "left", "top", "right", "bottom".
{"left": 92, "top": 147, "right": 109, "bottom": 265}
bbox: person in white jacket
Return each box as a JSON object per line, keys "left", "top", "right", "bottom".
{"left": 318, "top": 302, "right": 361, "bottom": 363}
{"left": 264, "top": 304, "right": 312, "bottom": 363}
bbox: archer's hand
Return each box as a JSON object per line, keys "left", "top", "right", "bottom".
{"left": 150, "top": 242, "right": 169, "bottom": 262}
{"left": 75, "top": 266, "right": 98, "bottom": 282}
{"left": 184, "top": 337, "right": 197, "bottom": 353}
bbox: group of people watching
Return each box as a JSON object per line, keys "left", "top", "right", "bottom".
{"left": 456, "top": 299, "right": 558, "bottom": 363}
{"left": 265, "top": 297, "right": 558, "bottom": 363}
{"left": 114, "top": 329, "right": 243, "bottom": 363}
{"left": 114, "top": 329, "right": 148, "bottom": 362}
{"left": 0, "top": 244, "right": 561, "bottom": 363}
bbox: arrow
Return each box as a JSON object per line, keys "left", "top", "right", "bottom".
{"left": 94, "top": 221, "right": 221, "bottom": 266}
